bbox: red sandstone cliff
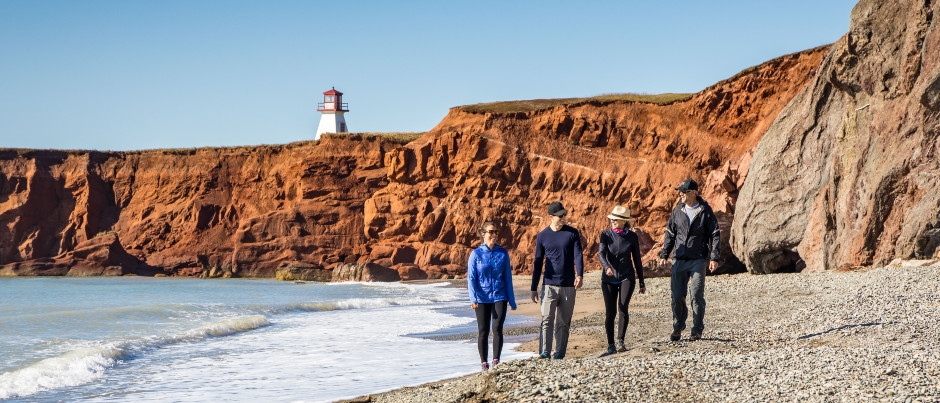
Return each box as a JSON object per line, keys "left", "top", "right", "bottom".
{"left": 0, "top": 44, "right": 825, "bottom": 278}
{"left": 0, "top": 137, "right": 394, "bottom": 278}
{"left": 365, "top": 48, "right": 826, "bottom": 278}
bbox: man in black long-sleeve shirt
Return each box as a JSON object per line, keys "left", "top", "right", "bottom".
{"left": 530, "top": 201, "right": 584, "bottom": 359}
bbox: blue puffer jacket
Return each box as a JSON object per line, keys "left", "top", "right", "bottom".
{"left": 467, "top": 244, "right": 517, "bottom": 309}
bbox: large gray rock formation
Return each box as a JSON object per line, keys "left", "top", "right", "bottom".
{"left": 732, "top": 0, "right": 940, "bottom": 274}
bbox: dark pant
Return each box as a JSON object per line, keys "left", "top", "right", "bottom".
{"left": 671, "top": 258, "right": 708, "bottom": 334}
{"left": 601, "top": 279, "right": 636, "bottom": 345}
{"left": 474, "top": 300, "right": 508, "bottom": 362}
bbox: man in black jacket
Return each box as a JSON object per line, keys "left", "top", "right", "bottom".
{"left": 657, "top": 178, "right": 720, "bottom": 342}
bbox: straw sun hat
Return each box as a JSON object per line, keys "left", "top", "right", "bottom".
{"left": 607, "top": 205, "right": 631, "bottom": 221}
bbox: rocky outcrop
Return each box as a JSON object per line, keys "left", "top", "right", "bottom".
{"left": 0, "top": 233, "right": 156, "bottom": 276}
{"left": 731, "top": 0, "right": 940, "bottom": 273}
{"left": 331, "top": 262, "right": 401, "bottom": 282}
{"left": 274, "top": 262, "right": 331, "bottom": 282}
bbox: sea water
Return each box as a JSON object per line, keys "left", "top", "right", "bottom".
{"left": 0, "top": 277, "right": 535, "bottom": 402}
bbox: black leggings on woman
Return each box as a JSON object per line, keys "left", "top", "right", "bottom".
{"left": 474, "top": 300, "right": 509, "bottom": 362}
{"left": 602, "top": 279, "right": 636, "bottom": 345}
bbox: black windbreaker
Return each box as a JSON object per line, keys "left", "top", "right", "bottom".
{"left": 658, "top": 197, "right": 721, "bottom": 261}
{"left": 598, "top": 228, "right": 645, "bottom": 287}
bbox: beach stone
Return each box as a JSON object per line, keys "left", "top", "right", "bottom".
{"left": 349, "top": 262, "right": 940, "bottom": 403}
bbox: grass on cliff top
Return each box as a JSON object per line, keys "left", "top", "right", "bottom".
{"left": 0, "top": 133, "right": 427, "bottom": 157}
{"left": 459, "top": 92, "right": 693, "bottom": 114}
{"left": 323, "top": 132, "right": 425, "bottom": 144}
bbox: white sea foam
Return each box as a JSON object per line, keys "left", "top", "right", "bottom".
{"left": 0, "top": 278, "right": 531, "bottom": 402}
{"left": 0, "top": 315, "right": 270, "bottom": 399}
{"left": 281, "top": 282, "right": 463, "bottom": 313}
{"left": 0, "top": 346, "right": 125, "bottom": 399}
{"left": 192, "top": 315, "right": 270, "bottom": 337}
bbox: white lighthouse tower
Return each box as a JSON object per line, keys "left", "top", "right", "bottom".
{"left": 314, "top": 87, "right": 349, "bottom": 140}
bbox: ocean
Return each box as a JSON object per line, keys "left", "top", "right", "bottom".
{"left": 0, "top": 277, "right": 535, "bottom": 402}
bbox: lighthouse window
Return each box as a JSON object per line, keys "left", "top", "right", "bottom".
{"left": 325, "top": 95, "right": 334, "bottom": 102}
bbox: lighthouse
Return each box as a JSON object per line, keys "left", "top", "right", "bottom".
{"left": 314, "top": 87, "right": 349, "bottom": 140}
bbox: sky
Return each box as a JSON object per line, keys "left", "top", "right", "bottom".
{"left": 0, "top": 0, "right": 859, "bottom": 151}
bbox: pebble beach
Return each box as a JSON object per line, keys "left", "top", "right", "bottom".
{"left": 341, "top": 262, "right": 940, "bottom": 402}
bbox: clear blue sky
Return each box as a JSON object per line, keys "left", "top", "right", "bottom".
{"left": 0, "top": 1, "right": 858, "bottom": 151}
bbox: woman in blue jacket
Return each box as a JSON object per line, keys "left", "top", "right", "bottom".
{"left": 467, "top": 221, "right": 517, "bottom": 371}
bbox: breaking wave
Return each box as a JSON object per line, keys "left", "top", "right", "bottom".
{"left": 0, "top": 315, "right": 270, "bottom": 399}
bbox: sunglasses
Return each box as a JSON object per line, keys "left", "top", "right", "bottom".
{"left": 482, "top": 230, "right": 498, "bottom": 234}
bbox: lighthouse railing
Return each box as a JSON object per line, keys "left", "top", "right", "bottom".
{"left": 317, "top": 102, "right": 349, "bottom": 111}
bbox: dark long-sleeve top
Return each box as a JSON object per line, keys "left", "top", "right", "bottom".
{"left": 467, "top": 243, "right": 517, "bottom": 309}
{"left": 658, "top": 196, "right": 721, "bottom": 261}
{"left": 530, "top": 225, "right": 584, "bottom": 291}
{"left": 598, "top": 228, "right": 645, "bottom": 287}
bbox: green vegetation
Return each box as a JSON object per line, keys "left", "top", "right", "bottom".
{"left": 0, "top": 148, "right": 102, "bottom": 156}
{"left": 0, "top": 134, "right": 426, "bottom": 157}
{"left": 323, "top": 132, "right": 425, "bottom": 144}
{"left": 459, "top": 92, "right": 693, "bottom": 114}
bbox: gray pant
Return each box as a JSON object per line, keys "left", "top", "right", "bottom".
{"left": 671, "top": 258, "right": 708, "bottom": 334}
{"left": 539, "top": 285, "right": 576, "bottom": 358}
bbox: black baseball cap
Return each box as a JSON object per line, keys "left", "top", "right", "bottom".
{"left": 675, "top": 178, "right": 699, "bottom": 192}
{"left": 547, "top": 201, "right": 568, "bottom": 217}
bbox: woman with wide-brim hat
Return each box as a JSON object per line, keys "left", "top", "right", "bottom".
{"left": 597, "top": 205, "right": 646, "bottom": 354}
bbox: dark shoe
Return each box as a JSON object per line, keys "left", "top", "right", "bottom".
{"left": 539, "top": 351, "right": 551, "bottom": 359}
{"left": 670, "top": 331, "right": 681, "bottom": 342}
{"left": 552, "top": 353, "right": 564, "bottom": 360}
{"left": 690, "top": 332, "right": 702, "bottom": 341}
{"left": 481, "top": 361, "right": 490, "bottom": 371}
{"left": 605, "top": 344, "right": 617, "bottom": 355}
{"left": 616, "top": 340, "right": 626, "bottom": 352}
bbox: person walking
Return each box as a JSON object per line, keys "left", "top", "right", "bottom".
{"left": 598, "top": 205, "right": 646, "bottom": 354}
{"left": 467, "top": 221, "right": 517, "bottom": 371}
{"left": 658, "top": 178, "right": 720, "bottom": 342}
{"left": 530, "top": 201, "right": 584, "bottom": 360}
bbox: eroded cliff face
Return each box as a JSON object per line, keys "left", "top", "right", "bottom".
{"left": 0, "top": 136, "right": 393, "bottom": 277}
{"left": 731, "top": 0, "right": 940, "bottom": 273}
{"left": 0, "top": 45, "right": 828, "bottom": 279}
{"left": 360, "top": 48, "right": 826, "bottom": 278}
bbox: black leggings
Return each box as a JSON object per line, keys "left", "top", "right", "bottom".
{"left": 602, "top": 279, "right": 636, "bottom": 345}
{"left": 474, "top": 301, "right": 508, "bottom": 362}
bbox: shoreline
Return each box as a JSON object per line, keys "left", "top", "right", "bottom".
{"left": 405, "top": 272, "right": 614, "bottom": 359}
{"left": 338, "top": 263, "right": 940, "bottom": 402}
{"left": 337, "top": 272, "right": 612, "bottom": 403}
{"left": 337, "top": 270, "right": 661, "bottom": 403}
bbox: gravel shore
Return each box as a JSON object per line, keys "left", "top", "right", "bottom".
{"left": 340, "top": 262, "right": 940, "bottom": 402}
